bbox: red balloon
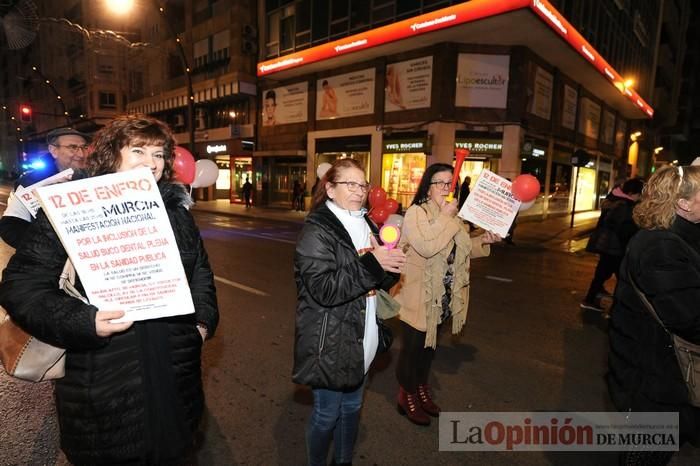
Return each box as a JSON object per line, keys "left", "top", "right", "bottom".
{"left": 368, "top": 186, "right": 387, "bottom": 208}
{"left": 384, "top": 198, "right": 399, "bottom": 215}
{"left": 511, "top": 174, "right": 541, "bottom": 202}
{"left": 173, "top": 146, "right": 196, "bottom": 184}
{"left": 372, "top": 207, "right": 390, "bottom": 224}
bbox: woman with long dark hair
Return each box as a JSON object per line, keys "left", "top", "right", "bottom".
{"left": 293, "top": 158, "right": 405, "bottom": 465}
{"left": 0, "top": 115, "right": 218, "bottom": 465}
{"left": 393, "top": 163, "right": 499, "bottom": 425}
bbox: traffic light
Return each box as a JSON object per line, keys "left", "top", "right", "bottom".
{"left": 19, "top": 104, "right": 32, "bottom": 123}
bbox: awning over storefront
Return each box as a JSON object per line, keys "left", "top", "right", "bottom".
{"left": 258, "top": 0, "right": 652, "bottom": 120}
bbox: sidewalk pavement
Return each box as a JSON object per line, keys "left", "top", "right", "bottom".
{"left": 192, "top": 199, "right": 600, "bottom": 252}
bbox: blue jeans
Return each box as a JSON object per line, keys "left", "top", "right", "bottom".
{"left": 306, "top": 380, "right": 365, "bottom": 466}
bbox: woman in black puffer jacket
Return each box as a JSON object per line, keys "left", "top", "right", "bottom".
{"left": 293, "top": 159, "right": 405, "bottom": 466}
{"left": 608, "top": 166, "right": 700, "bottom": 466}
{"left": 0, "top": 115, "right": 218, "bottom": 465}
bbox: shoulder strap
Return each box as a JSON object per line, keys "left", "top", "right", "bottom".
{"left": 626, "top": 267, "right": 671, "bottom": 337}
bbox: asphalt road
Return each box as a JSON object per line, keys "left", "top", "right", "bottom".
{"left": 1, "top": 190, "right": 699, "bottom": 465}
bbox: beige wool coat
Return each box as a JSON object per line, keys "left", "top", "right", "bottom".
{"left": 393, "top": 200, "right": 490, "bottom": 348}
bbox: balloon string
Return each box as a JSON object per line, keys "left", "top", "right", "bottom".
{"left": 189, "top": 185, "right": 193, "bottom": 197}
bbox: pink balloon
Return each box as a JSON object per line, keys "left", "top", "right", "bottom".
{"left": 173, "top": 146, "right": 196, "bottom": 184}
{"left": 368, "top": 186, "right": 387, "bottom": 208}
{"left": 384, "top": 198, "right": 399, "bottom": 215}
{"left": 511, "top": 174, "right": 540, "bottom": 202}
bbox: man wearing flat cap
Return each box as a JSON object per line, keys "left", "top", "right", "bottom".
{"left": 0, "top": 127, "right": 90, "bottom": 248}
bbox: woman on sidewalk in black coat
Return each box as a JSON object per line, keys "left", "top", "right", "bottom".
{"left": 608, "top": 166, "right": 700, "bottom": 466}
{"left": 293, "top": 158, "right": 405, "bottom": 466}
{"left": 0, "top": 115, "right": 219, "bottom": 465}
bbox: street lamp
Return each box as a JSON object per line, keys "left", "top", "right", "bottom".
{"left": 104, "top": 0, "right": 195, "bottom": 154}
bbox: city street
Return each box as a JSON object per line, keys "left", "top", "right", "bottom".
{"left": 1, "top": 191, "right": 699, "bottom": 465}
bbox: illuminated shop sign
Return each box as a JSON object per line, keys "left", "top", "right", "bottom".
{"left": 257, "top": 0, "right": 652, "bottom": 118}
{"left": 455, "top": 139, "right": 503, "bottom": 155}
{"left": 206, "top": 144, "right": 228, "bottom": 154}
{"left": 383, "top": 139, "right": 426, "bottom": 153}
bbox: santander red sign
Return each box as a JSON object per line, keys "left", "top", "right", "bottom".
{"left": 257, "top": 0, "right": 653, "bottom": 118}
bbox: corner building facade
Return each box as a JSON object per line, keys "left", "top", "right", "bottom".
{"left": 257, "top": 0, "right": 655, "bottom": 216}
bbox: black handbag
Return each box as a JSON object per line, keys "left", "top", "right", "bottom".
{"left": 377, "top": 318, "right": 393, "bottom": 353}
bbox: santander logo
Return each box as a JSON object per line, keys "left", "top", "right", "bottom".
{"left": 533, "top": 0, "right": 567, "bottom": 36}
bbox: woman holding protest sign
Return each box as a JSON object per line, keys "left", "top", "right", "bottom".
{"left": 0, "top": 115, "right": 218, "bottom": 465}
{"left": 393, "top": 163, "right": 499, "bottom": 425}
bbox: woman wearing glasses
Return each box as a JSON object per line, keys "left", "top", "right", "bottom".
{"left": 393, "top": 163, "right": 500, "bottom": 425}
{"left": 0, "top": 116, "right": 218, "bottom": 465}
{"left": 293, "top": 158, "right": 406, "bottom": 466}
{"left": 609, "top": 166, "right": 700, "bottom": 465}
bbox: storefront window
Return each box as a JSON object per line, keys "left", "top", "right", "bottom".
{"left": 269, "top": 159, "right": 306, "bottom": 207}
{"left": 548, "top": 162, "right": 573, "bottom": 215}
{"left": 381, "top": 152, "right": 426, "bottom": 209}
{"left": 314, "top": 152, "right": 370, "bottom": 180}
{"left": 230, "top": 157, "right": 253, "bottom": 204}
{"left": 575, "top": 167, "right": 597, "bottom": 211}
{"left": 456, "top": 160, "right": 499, "bottom": 191}
{"left": 214, "top": 155, "right": 231, "bottom": 200}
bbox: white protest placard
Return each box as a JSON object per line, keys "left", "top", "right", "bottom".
{"left": 14, "top": 168, "right": 75, "bottom": 218}
{"left": 35, "top": 168, "right": 195, "bottom": 322}
{"left": 458, "top": 169, "right": 520, "bottom": 238}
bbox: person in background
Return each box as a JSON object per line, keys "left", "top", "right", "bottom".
{"left": 293, "top": 158, "right": 405, "bottom": 466}
{"left": 242, "top": 175, "right": 253, "bottom": 208}
{"left": 393, "top": 163, "right": 500, "bottom": 425}
{"left": 458, "top": 175, "right": 471, "bottom": 211}
{"left": 0, "top": 115, "right": 219, "bottom": 465}
{"left": 0, "top": 128, "right": 90, "bottom": 248}
{"left": 292, "top": 179, "right": 305, "bottom": 211}
{"left": 581, "top": 177, "right": 644, "bottom": 312}
{"left": 608, "top": 166, "right": 700, "bottom": 466}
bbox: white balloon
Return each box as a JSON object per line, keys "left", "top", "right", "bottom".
{"left": 385, "top": 214, "right": 404, "bottom": 229}
{"left": 518, "top": 198, "right": 536, "bottom": 211}
{"left": 191, "top": 159, "right": 219, "bottom": 188}
{"left": 316, "top": 162, "right": 332, "bottom": 179}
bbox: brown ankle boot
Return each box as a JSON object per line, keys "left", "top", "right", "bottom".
{"left": 397, "top": 386, "right": 430, "bottom": 425}
{"left": 417, "top": 384, "right": 441, "bottom": 417}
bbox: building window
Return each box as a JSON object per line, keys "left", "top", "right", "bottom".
{"left": 267, "top": 5, "right": 295, "bottom": 57}
{"left": 213, "top": 30, "right": 230, "bottom": 62}
{"left": 194, "top": 37, "right": 210, "bottom": 69}
{"left": 99, "top": 92, "right": 117, "bottom": 109}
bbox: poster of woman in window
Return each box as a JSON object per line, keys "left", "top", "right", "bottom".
{"left": 262, "top": 82, "right": 309, "bottom": 126}
{"left": 384, "top": 56, "right": 433, "bottom": 112}
{"left": 316, "top": 69, "right": 375, "bottom": 120}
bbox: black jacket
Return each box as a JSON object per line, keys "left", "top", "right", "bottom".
{"left": 586, "top": 194, "right": 638, "bottom": 256}
{"left": 293, "top": 203, "right": 397, "bottom": 390}
{"left": 608, "top": 216, "right": 700, "bottom": 439}
{"left": 0, "top": 181, "right": 218, "bottom": 465}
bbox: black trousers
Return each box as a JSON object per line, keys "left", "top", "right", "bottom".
{"left": 585, "top": 253, "right": 622, "bottom": 303}
{"left": 396, "top": 321, "right": 436, "bottom": 392}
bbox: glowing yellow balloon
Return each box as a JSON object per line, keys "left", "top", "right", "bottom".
{"left": 379, "top": 225, "right": 400, "bottom": 247}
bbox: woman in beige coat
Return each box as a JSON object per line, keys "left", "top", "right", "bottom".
{"left": 393, "top": 163, "right": 499, "bottom": 425}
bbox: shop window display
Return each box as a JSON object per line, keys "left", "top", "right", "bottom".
{"left": 381, "top": 153, "right": 426, "bottom": 209}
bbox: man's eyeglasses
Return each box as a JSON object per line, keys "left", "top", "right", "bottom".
{"left": 430, "top": 181, "right": 452, "bottom": 189}
{"left": 52, "top": 144, "right": 89, "bottom": 153}
{"left": 334, "top": 181, "right": 371, "bottom": 193}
